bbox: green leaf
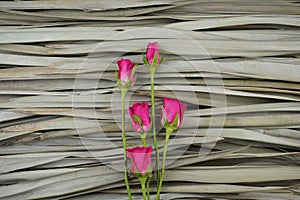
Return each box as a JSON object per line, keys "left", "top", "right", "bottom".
{"left": 142, "top": 51, "right": 149, "bottom": 66}
{"left": 131, "top": 64, "right": 138, "bottom": 75}
{"left": 132, "top": 114, "right": 142, "bottom": 126}
{"left": 115, "top": 71, "right": 122, "bottom": 89}
{"left": 152, "top": 52, "right": 158, "bottom": 66}
{"left": 171, "top": 113, "right": 179, "bottom": 129}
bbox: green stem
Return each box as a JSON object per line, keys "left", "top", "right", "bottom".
{"left": 156, "top": 129, "right": 172, "bottom": 200}
{"left": 146, "top": 176, "right": 151, "bottom": 200}
{"left": 121, "top": 89, "right": 132, "bottom": 200}
{"left": 139, "top": 177, "right": 147, "bottom": 200}
{"left": 140, "top": 133, "right": 147, "bottom": 147}
{"left": 150, "top": 70, "right": 160, "bottom": 188}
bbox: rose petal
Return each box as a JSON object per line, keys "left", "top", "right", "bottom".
{"left": 128, "top": 102, "right": 151, "bottom": 132}
{"left": 146, "top": 42, "right": 161, "bottom": 65}
{"left": 126, "top": 146, "right": 153, "bottom": 176}
{"left": 117, "top": 58, "right": 134, "bottom": 85}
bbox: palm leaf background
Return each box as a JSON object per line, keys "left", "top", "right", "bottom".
{"left": 0, "top": 0, "right": 299, "bottom": 199}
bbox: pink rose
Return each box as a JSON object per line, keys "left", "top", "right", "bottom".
{"left": 146, "top": 42, "right": 161, "bottom": 65}
{"left": 128, "top": 102, "right": 151, "bottom": 132}
{"left": 126, "top": 146, "right": 153, "bottom": 176}
{"left": 161, "top": 97, "right": 187, "bottom": 129}
{"left": 117, "top": 58, "right": 135, "bottom": 86}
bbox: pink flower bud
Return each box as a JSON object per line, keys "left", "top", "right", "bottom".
{"left": 126, "top": 146, "right": 153, "bottom": 176}
{"left": 161, "top": 97, "right": 187, "bottom": 129}
{"left": 146, "top": 42, "right": 161, "bottom": 65}
{"left": 128, "top": 102, "right": 151, "bottom": 132}
{"left": 117, "top": 58, "right": 135, "bottom": 86}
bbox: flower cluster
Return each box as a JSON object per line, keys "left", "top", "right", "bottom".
{"left": 116, "top": 42, "right": 186, "bottom": 200}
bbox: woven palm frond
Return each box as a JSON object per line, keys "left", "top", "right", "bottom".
{"left": 0, "top": 0, "right": 299, "bottom": 199}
